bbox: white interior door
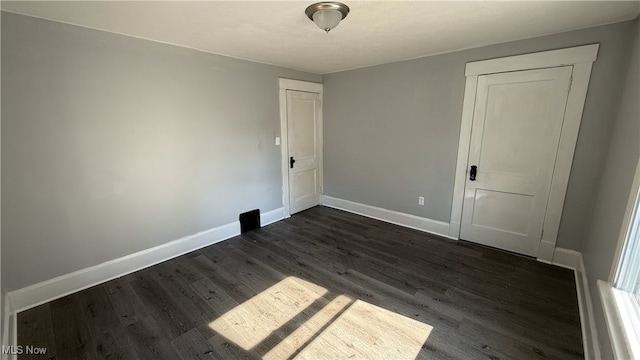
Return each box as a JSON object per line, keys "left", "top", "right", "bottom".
{"left": 287, "top": 90, "right": 321, "bottom": 214}
{"left": 460, "top": 66, "right": 573, "bottom": 256}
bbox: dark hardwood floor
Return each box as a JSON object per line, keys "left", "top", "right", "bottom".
{"left": 17, "top": 206, "right": 583, "bottom": 359}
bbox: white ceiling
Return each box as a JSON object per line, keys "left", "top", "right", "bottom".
{"left": 2, "top": 1, "right": 639, "bottom": 74}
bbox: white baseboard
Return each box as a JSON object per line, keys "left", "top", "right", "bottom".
{"left": 7, "top": 207, "right": 285, "bottom": 313}
{"left": 537, "top": 240, "right": 556, "bottom": 263}
{"left": 575, "top": 253, "right": 601, "bottom": 360}
{"left": 261, "top": 207, "right": 286, "bottom": 226}
{"left": 1, "top": 291, "right": 17, "bottom": 360}
{"left": 550, "top": 247, "right": 581, "bottom": 270}
{"left": 321, "top": 195, "right": 454, "bottom": 240}
{"left": 1, "top": 292, "right": 7, "bottom": 358}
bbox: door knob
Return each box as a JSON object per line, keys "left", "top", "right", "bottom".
{"left": 290, "top": 156, "right": 296, "bottom": 169}
{"left": 470, "top": 165, "right": 477, "bottom": 181}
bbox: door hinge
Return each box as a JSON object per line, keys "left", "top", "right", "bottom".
{"left": 568, "top": 75, "right": 573, "bottom": 93}
{"left": 540, "top": 228, "right": 544, "bottom": 240}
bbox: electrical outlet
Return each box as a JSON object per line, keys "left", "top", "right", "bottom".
{"left": 418, "top": 196, "right": 425, "bottom": 206}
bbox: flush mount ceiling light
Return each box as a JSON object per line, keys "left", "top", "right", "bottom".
{"left": 305, "top": 2, "right": 350, "bottom": 33}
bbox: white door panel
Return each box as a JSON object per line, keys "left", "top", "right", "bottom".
{"left": 460, "top": 66, "right": 572, "bottom": 256}
{"left": 287, "top": 90, "right": 321, "bottom": 214}
{"left": 470, "top": 189, "right": 534, "bottom": 235}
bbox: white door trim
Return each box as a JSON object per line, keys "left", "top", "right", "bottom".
{"left": 465, "top": 44, "right": 599, "bottom": 76}
{"left": 449, "top": 44, "right": 599, "bottom": 262}
{"left": 278, "top": 78, "right": 324, "bottom": 217}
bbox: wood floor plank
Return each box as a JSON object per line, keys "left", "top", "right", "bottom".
{"left": 49, "top": 293, "right": 97, "bottom": 360}
{"left": 170, "top": 328, "right": 219, "bottom": 360}
{"left": 76, "top": 285, "right": 121, "bottom": 333}
{"left": 16, "top": 303, "right": 57, "bottom": 360}
{"left": 446, "top": 285, "right": 582, "bottom": 342}
{"left": 125, "top": 316, "right": 181, "bottom": 359}
{"left": 232, "top": 232, "right": 390, "bottom": 305}
{"left": 206, "top": 332, "right": 262, "bottom": 360}
{"left": 17, "top": 206, "right": 583, "bottom": 360}
{"left": 341, "top": 268, "right": 461, "bottom": 330}
{"left": 190, "top": 277, "right": 240, "bottom": 317}
{"left": 75, "top": 284, "right": 139, "bottom": 359}
{"left": 92, "top": 329, "right": 138, "bottom": 360}
{"left": 195, "top": 248, "right": 275, "bottom": 304}
{"left": 129, "top": 273, "right": 193, "bottom": 339}
{"left": 420, "top": 326, "right": 510, "bottom": 360}
{"left": 276, "top": 217, "right": 401, "bottom": 266}
{"left": 284, "top": 234, "right": 422, "bottom": 296}
{"left": 286, "top": 211, "right": 468, "bottom": 287}
{"left": 104, "top": 278, "right": 150, "bottom": 327}
{"left": 458, "top": 318, "right": 583, "bottom": 360}
{"left": 146, "top": 260, "right": 221, "bottom": 336}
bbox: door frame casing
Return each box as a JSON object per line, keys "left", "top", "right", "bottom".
{"left": 278, "top": 78, "right": 324, "bottom": 218}
{"left": 448, "top": 44, "right": 599, "bottom": 262}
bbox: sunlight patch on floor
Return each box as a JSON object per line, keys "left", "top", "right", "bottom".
{"left": 210, "top": 276, "right": 433, "bottom": 359}
{"left": 209, "top": 276, "right": 327, "bottom": 350}
{"left": 294, "top": 300, "right": 433, "bottom": 359}
{"left": 263, "top": 294, "right": 354, "bottom": 360}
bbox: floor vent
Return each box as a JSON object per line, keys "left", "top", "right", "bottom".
{"left": 239, "top": 209, "right": 260, "bottom": 233}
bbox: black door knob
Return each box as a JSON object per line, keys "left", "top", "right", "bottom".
{"left": 290, "top": 156, "right": 296, "bottom": 169}
{"left": 470, "top": 165, "right": 477, "bottom": 181}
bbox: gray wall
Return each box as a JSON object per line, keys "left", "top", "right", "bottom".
{"left": 0, "top": 9, "right": 4, "bottom": 348}
{"left": 322, "top": 20, "right": 636, "bottom": 251}
{"left": 582, "top": 20, "right": 640, "bottom": 359}
{"left": 1, "top": 12, "right": 320, "bottom": 290}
